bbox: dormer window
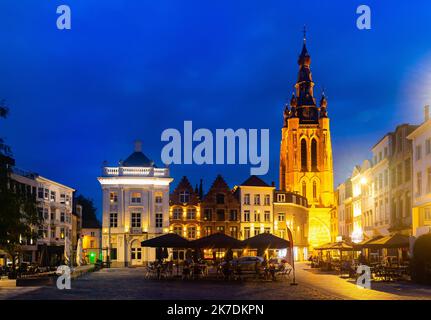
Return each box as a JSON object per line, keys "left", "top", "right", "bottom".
{"left": 179, "top": 191, "right": 190, "bottom": 203}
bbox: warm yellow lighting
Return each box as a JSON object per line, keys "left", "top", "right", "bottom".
{"left": 163, "top": 228, "right": 169, "bottom": 233}
{"left": 360, "top": 177, "right": 368, "bottom": 185}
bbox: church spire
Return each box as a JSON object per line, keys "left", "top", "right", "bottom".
{"left": 294, "top": 28, "right": 318, "bottom": 123}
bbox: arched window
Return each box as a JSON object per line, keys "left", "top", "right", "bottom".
{"left": 302, "top": 181, "right": 307, "bottom": 197}
{"left": 301, "top": 139, "right": 307, "bottom": 171}
{"left": 313, "top": 181, "right": 317, "bottom": 200}
{"left": 311, "top": 139, "right": 318, "bottom": 170}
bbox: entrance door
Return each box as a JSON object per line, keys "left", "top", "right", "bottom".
{"left": 130, "top": 241, "right": 142, "bottom": 266}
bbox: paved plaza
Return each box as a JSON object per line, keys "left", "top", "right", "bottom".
{"left": 1, "top": 263, "right": 431, "bottom": 300}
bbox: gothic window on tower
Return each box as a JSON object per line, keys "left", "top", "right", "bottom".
{"left": 301, "top": 139, "right": 307, "bottom": 171}
{"left": 302, "top": 181, "right": 307, "bottom": 198}
{"left": 311, "top": 139, "right": 318, "bottom": 170}
{"left": 313, "top": 181, "right": 317, "bottom": 201}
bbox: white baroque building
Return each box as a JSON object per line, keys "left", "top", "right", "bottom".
{"left": 98, "top": 141, "right": 173, "bottom": 267}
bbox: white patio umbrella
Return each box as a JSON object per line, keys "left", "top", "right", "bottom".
{"left": 76, "top": 238, "right": 83, "bottom": 266}
{"left": 64, "top": 237, "right": 71, "bottom": 265}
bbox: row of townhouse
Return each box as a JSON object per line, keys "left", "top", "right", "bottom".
{"left": 0, "top": 165, "right": 102, "bottom": 267}
{"left": 336, "top": 106, "right": 431, "bottom": 243}
{"left": 99, "top": 142, "right": 310, "bottom": 267}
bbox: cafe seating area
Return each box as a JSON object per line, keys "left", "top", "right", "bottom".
{"left": 311, "top": 234, "right": 412, "bottom": 282}
{"left": 140, "top": 232, "right": 295, "bottom": 282}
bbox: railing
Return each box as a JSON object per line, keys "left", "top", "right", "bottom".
{"left": 103, "top": 167, "right": 169, "bottom": 177}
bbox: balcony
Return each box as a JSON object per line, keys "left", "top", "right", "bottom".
{"left": 103, "top": 167, "right": 169, "bottom": 177}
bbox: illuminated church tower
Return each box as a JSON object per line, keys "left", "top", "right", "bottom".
{"left": 279, "top": 32, "right": 334, "bottom": 249}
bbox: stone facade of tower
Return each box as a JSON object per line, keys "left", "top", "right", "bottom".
{"left": 279, "top": 37, "right": 334, "bottom": 250}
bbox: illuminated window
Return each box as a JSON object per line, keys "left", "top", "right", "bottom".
{"left": 109, "top": 192, "right": 118, "bottom": 203}
{"left": 173, "top": 208, "right": 182, "bottom": 220}
{"left": 186, "top": 208, "right": 196, "bottom": 220}
{"left": 173, "top": 225, "right": 182, "bottom": 235}
{"left": 254, "top": 211, "right": 260, "bottom": 222}
{"left": 230, "top": 227, "right": 238, "bottom": 238}
{"left": 216, "top": 226, "right": 225, "bottom": 234}
{"left": 50, "top": 191, "right": 56, "bottom": 202}
{"left": 131, "top": 192, "right": 141, "bottom": 203}
{"left": 205, "top": 226, "right": 212, "bottom": 236}
{"left": 187, "top": 226, "right": 196, "bottom": 239}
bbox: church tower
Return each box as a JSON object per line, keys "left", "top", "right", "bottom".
{"left": 279, "top": 32, "right": 334, "bottom": 249}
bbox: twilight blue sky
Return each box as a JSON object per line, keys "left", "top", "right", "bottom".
{"left": 1, "top": 1, "right": 431, "bottom": 218}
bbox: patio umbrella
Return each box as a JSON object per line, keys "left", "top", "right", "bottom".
{"left": 190, "top": 233, "right": 243, "bottom": 249}
{"left": 242, "top": 233, "right": 290, "bottom": 250}
{"left": 76, "top": 238, "right": 83, "bottom": 266}
{"left": 365, "top": 233, "right": 410, "bottom": 249}
{"left": 141, "top": 233, "right": 190, "bottom": 248}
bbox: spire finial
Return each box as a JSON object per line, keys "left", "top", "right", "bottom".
{"left": 303, "top": 25, "right": 307, "bottom": 44}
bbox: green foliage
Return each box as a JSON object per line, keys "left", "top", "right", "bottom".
{"left": 411, "top": 233, "right": 431, "bottom": 285}
{"left": 0, "top": 101, "right": 40, "bottom": 264}
{"left": 75, "top": 194, "right": 100, "bottom": 227}
{"left": 0, "top": 99, "right": 8, "bottom": 118}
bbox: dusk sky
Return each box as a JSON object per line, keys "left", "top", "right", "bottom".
{"left": 1, "top": 0, "right": 431, "bottom": 219}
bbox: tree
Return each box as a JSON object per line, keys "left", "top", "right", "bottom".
{"left": 0, "top": 99, "right": 8, "bottom": 119}
{"left": 0, "top": 101, "right": 39, "bottom": 276}
{"left": 75, "top": 194, "right": 100, "bottom": 228}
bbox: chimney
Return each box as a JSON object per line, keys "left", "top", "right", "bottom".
{"left": 134, "top": 140, "right": 142, "bottom": 152}
{"left": 425, "top": 105, "right": 430, "bottom": 122}
{"left": 271, "top": 181, "right": 275, "bottom": 187}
